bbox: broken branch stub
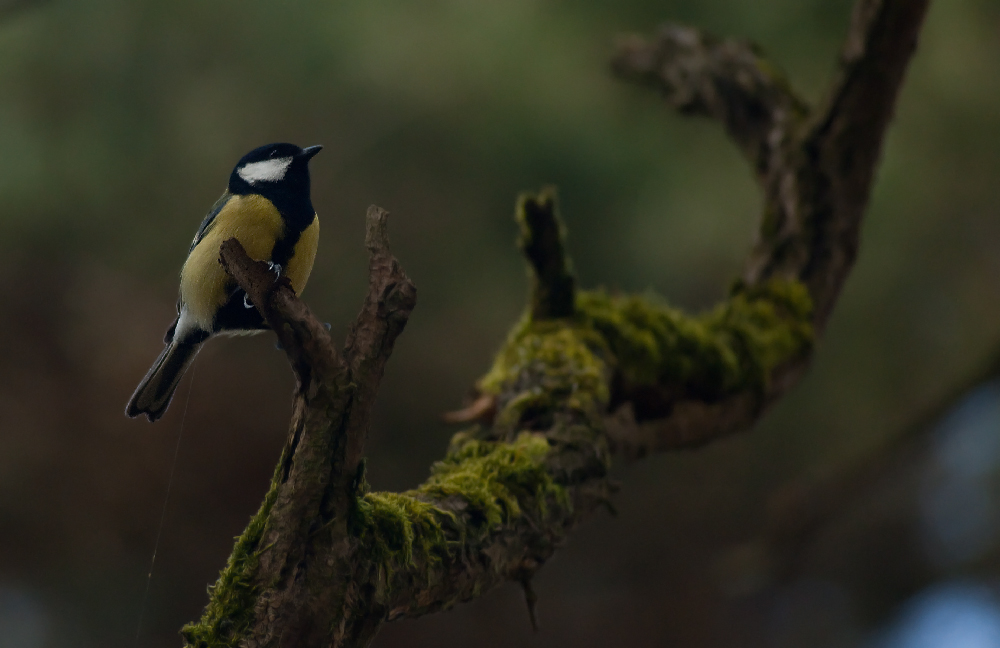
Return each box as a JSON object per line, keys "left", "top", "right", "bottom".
{"left": 516, "top": 189, "right": 577, "bottom": 321}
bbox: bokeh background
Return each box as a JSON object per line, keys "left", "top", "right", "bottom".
{"left": 0, "top": 0, "right": 998, "bottom": 646}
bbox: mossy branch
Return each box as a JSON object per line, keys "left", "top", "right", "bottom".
{"left": 607, "top": 0, "right": 928, "bottom": 450}
{"left": 182, "top": 0, "right": 927, "bottom": 645}
{"left": 184, "top": 209, "right": 416, "bottom": 647}
{"left": 611, "top": 0, "right": 929, "bottom": 329}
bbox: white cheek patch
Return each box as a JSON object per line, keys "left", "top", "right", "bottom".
{"left": 237, "top": 157, "right": 293, "bottom": 184}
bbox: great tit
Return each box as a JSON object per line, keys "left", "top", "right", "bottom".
{"left": 126, "top": 142, "right": 323, "bottom": 422}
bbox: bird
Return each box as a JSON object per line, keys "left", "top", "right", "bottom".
{"left": 126, "top": 142, "right": 323, "bottom": 422}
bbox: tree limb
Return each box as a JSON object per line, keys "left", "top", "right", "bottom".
{"left": 607, "top": 0, "right": 929, "bottom": 451}
{"left": 611, "top": 24, "right": 806, "bottom": 180}
{"left": 181, "top": 1, "right": 928, "bottom": 645}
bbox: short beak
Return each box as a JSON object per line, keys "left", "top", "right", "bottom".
{"left": 299, "top": 145, "right": 323, "bottom": 160}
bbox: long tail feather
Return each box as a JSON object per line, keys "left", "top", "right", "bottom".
{"left": 126, "top": 340, "right": 201, "bottom": 422}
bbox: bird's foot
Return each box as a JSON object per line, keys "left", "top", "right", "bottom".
{"left": 268, "top": 261, "right": 283, "bottom": 277}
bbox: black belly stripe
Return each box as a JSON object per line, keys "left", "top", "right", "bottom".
{"left": 209, "top": 227, "right": 301, "bottom": 333}
{"left": 270, "top": 221, "right": 306, "bottom": 269}
{"left": 213, "top": 289, "right": 268, "bottom": 333}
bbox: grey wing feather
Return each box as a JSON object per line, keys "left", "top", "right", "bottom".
{"left": 189, "top": 190, "right": 233, "bottom": 252}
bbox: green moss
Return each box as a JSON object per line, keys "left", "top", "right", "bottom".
{"left": 480, "top": 278, "right": 812, "bottom": 411}
{"left": 349, "top": 433, "right": 570, "bottom": 598}
{"left": 479, "top": 316, "right": 610, "bottom": 428}
{"left": 183, "top": 432, "right": 571, "bottom": 638}
{"left": 575, "top": 277, "right": 812, "bottom": 397}
{"left": 181, "top": 471, "right": 282, "bottom": 648}
{"left": 422, "top": 432, "right": 569, "bottom": 525}
{"left": 355, "top": 492, "right": 448, "bottom": 566}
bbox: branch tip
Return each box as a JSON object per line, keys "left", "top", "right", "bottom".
{"left": 340, "top": 204, "right": 416, "bottom": 482}
{"left": 218, "top": 236, "right": 341, "bottom": 388}
{"left": 516, "top": 188, "right": 576, "bottom": 320}
{"left": 365, "top": 204, "right": 391, "bottom": 254}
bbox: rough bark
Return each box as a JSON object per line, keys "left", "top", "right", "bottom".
{"left": 181, "top": 1, "right": 929, "bottom": 645}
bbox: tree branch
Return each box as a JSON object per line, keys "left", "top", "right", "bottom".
{"left": 516, "top": 188, "right": 577, "bottom": 321}
{"left": 611, "top": 25, "right": 806, "bottom": 180}
{"left": 183, "top": 208, "right": 416, "bottom": 647}
{"left": 607, "top": 0, "right": 928, "bottom": 451}
{"left": 182, "top": 1, "right": 928, "bottom": 645}
{"left": 341, "top": 206, "right": 418, "bottom": 496}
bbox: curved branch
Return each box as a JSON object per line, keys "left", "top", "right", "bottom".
{"left": 611, "top": 25, "right": 806, "bottom": 180}
{"left": 607, "top": 0, "right": 928, "bottom": 452}
{"left": 611, "top": 0, "right": 929, "bottom": 330}
{"left": 181, "top": 1, "right": 928, "bottom": 645}
{"left": 792, "top": 0, "right": 929, "bottom": 327}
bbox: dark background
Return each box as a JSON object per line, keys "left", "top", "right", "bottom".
{"left": 0, "top": 0, "right": 998, "bottom": 646}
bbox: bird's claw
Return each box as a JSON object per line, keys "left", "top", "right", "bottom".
{"left": 245, "top": 262, "right": 281, "bottom": 309}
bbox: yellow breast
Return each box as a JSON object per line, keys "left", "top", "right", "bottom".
{"left": 179, "top": 194, "right": 319, "bottom": 331}
{"left": 285, "top": 216, "right": 320, "bottom": 296}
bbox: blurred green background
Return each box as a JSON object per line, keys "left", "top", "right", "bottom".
{"left": 0, "top": 0, "right": 998, "bottom": 646}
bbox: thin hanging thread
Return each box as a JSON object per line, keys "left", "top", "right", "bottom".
{"left": 134, "top": 361, "right": 197, "bottom": 646}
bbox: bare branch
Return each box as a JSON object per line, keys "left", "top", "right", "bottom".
{"left": 442, "top": 393, "right": 497, "bottom": 424}
{"left": 749, "top": 0, "right": 931, "bottom": 326}
{"left": 342, "top": 206, "right": 418, "bottom": 491}
{"left": 612, "top": 25, "right": 806, "bottom": 180}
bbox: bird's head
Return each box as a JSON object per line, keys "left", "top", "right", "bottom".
{"left": 228, "top": 142, "right": 322, "bottom": 198}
